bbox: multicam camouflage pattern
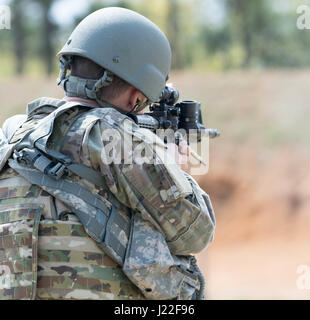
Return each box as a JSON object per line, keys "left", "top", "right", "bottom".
{"left": 0, "top": 97, "right": 215, "bottom": 300}
{"left": 0, "top": 169, "right": 43, "bottom": 299}
{"left": 0, "top": 168, "right": 144, "bottom": 300}
{"left": 37, "top": 219, "right": 143, "bottom": 300}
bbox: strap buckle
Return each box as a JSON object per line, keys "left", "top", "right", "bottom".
{"left": 14, "top": 148, "right": 68, "bottom": 180}
{"left": 47, "top": 162, "right": 67, "bottom": 180}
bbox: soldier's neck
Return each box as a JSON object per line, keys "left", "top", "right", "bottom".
{"left": 63, "top": 95, "right": 131, "bottom": 115}
{"left": 64, "top": 96, "right": 100, "bottom": 108}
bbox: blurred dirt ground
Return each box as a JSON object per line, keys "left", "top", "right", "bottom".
{"left": 1, "top": 70, "right": 310, "bottom": 299}
{"left": 196, "top": 145, "right": 310, "bottom": 299}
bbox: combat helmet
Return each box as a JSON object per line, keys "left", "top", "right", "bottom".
{"left": 57, "top": 7, "right": 172, "bottom": 110}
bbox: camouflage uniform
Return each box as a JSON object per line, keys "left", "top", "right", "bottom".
{"left": 0, "top": 97, "right": 215, "bottom": 300}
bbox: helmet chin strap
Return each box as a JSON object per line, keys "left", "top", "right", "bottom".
{"left": 57, "top": 55, "right": 114, "bottom": 105}
{"left": 57, "top": 55, "right": 73, "bottom": 86}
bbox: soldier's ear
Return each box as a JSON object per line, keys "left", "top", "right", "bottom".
{"left": 128, "top": 88, "right": 141, "bottom": 109}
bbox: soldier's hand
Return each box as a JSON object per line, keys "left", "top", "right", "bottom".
{"left": 166, "top": 140, "right": 190, "bottom": 172}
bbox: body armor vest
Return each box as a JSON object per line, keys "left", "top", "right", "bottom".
{"left": 0, "top": 98, "right": 143, "bottom": 299}
{"left": 0, "top": 98, "right": 203, "bottom": 300}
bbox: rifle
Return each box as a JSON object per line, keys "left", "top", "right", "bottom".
{"left": 127, "top": 85, "right": 220, "bottom": 165}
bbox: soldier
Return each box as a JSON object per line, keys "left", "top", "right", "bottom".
{"left": 0, "top": 7, "right": 215, "bottom": 300}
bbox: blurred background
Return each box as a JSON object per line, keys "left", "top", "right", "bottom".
{"left": 0, "top": 0, "right": 310, "bottom": 299}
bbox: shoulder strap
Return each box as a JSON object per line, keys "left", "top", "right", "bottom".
{"left": 26, "top": 97, "right": 65, "bottom": 116}
{"left": 8, "top": 157, "right": 129, "bottom": 266}
{"left": 16, "top": 101, "right": 94, "bottom": 152}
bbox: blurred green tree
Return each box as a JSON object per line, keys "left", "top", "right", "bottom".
{"left": 3, "top": 0, "right": 310, "bottom": 77}
{"left": 166, "top": 0, "right": 182, "bottom": 69}
{"left": 11, "top": 0, "right": 26, "bottom": 74}
{"left": 226, "top": 0, "right": 275, "bottom": 68}
{"left": 38, "top": 0, "right": 57, "bottom": 75}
